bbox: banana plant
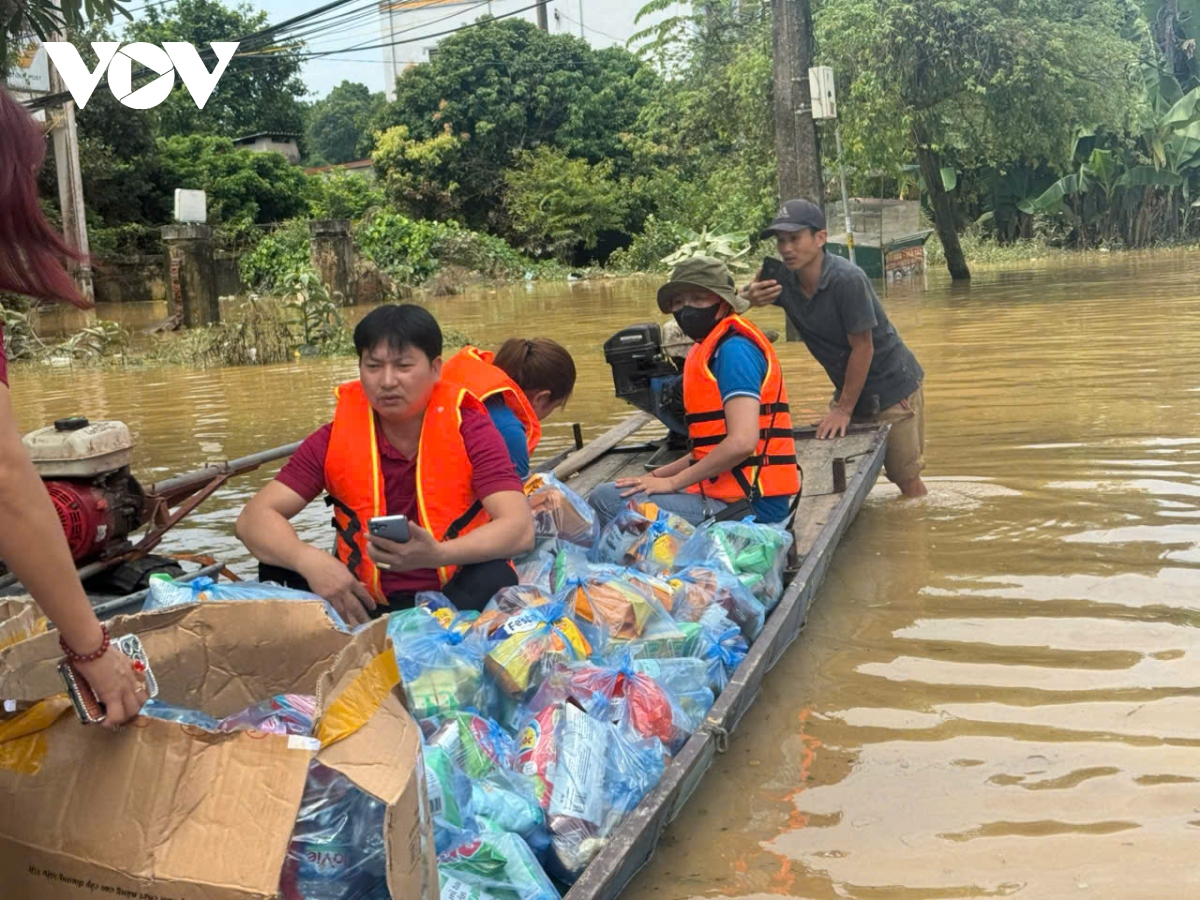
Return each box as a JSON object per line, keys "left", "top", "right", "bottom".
{"left": 661, "top": 227, "right": 753, "bottom": 270}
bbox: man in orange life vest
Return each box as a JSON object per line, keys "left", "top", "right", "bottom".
{"left": 588, "top": 256, "right": 800, "bottom": 527}
{"left": 236, "top": 305, "right": 535, "bottom": 624}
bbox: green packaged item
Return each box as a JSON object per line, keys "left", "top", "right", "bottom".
{"left": 438, "top": 831, "right": 559, "bottom": 900}
{"left": 676, "top": 519, "right": 794, "bottom": 610}
{"left": 609, "top": 621, "right": 701, "bottom": 661}
{"left": 389, "top": 608, "right": 489, "bottom": 723}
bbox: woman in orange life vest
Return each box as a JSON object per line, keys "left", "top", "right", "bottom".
{"left": 236, "top": 305, "right": 535, "bottom": 623}
{"left": 442, "top": 338, "right": 577, "bottom": 478}
{"left": 587, "top": 255, "right": 800, "bottom": 527}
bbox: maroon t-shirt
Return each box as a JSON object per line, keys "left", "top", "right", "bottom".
{"left": 0, "top": 322, "right": 8, "bottom": 386}
{"left": 276, "top": 406, "right": 523, "bottom": 593}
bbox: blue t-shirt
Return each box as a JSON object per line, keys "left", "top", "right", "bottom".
{"left": 485, "top": 396, "right": 530, "bottom": 479}
{"left": 709, "top": 335, "right": 793, "bottom": 523}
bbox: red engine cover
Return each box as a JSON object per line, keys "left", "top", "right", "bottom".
{"left": 44, "top": 481, "right": 115, "bottom": 562}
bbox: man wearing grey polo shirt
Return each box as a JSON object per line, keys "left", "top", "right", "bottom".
{"left": 741, "top": 199, "right": 928, "bottom": 498}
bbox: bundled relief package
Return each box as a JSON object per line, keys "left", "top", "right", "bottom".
{"left": 516, "top": 701, "right": 665, "bottom": 884}
{"left": 426, "top": 713, "right": 548, "bottom": 859}
{"left": 523, "top": 472, "right": 599, "bottom": 549}
{"left": 591, "top": 501, "right": 694, "bottom": 574}
{"left": 675, "top": 519, "right": 794, "bottom": 610}
{"left": 668, "top": 564, "right": 766, "bottom": 642}
{"left": 0, "top": 600, "right": 438, "bottom": 900}
{"left": 388, "top": 607, "right": 489, "bottom": 724}
{"left": 695, "top": 608, "right": 750, "bottom": 694}
{"left": 438, "top": 830, "right": 560, "bottom": 900}
{"left": 551, "top": 553, "right": 682, "bottom": 650}
{"left": 477, "top": 589, "right": 594, "bottom": 703}
{"left": 526, "top": 658, "right": 694, "bottom": 754}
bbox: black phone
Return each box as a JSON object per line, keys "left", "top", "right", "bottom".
{"left": 760, "top": 256, "right": 791, "bottom": 285}
{"left": 368, "top": 514, "right": 411, "bottom": 543}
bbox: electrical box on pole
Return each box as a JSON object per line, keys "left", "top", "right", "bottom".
{"left": 809, "top": 66, "right": 837, "bottom": 120}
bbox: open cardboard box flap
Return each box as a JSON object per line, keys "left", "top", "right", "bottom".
{"left": 0, "top": 600, "right": 435, "bottom": 900}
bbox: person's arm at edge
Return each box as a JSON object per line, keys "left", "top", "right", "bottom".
{"left": 0, "top": 382, "right": 144, "bottom": 727}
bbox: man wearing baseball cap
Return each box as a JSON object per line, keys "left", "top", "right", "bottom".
{"left": 741, "top": 199, "right": 928, "bottom": 498}
{"left": 587, "top": 255, "right": 800, "bottom": 527}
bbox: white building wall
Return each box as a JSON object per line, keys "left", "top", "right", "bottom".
{"left": 379, "top": 0, "right": 687, "bottom": 98}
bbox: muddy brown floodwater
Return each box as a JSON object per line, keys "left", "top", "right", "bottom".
{"left": 10, "top": 251, "right": 1200, "bottom": 898}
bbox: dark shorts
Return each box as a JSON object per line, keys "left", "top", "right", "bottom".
{"left": 258, "top": 558, "right": 518, "bottom": 616}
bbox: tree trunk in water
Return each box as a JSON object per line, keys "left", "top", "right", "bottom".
{"left": 913, "top": 124, "right": 970, "bottom": 281}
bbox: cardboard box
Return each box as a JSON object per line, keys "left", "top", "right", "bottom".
{"left": 0, "top": 597, "right": 39, "bottom": 652}
{"left": 0, "top": 600, "right": 436, "bottom": 900}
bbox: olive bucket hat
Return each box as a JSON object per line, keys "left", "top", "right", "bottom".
{"left": 655, "top": 255, "right": 749, "bottom": 315}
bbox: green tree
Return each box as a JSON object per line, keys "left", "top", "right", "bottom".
{"left": 629, "top": 1, "right": 779, "bottom": 235}
{"left": 1, "top": 0, "right": 127, "bottom": 60}
{"left": 126, "top": 0, "right": 307, "bottom": 139}
{"left": 305, "top": 80, "right": 386, "bottom": 165}
{"left": 156, "top": 134, "right": 311, "bottom": 225}
{"left": 370, "top": 17, "right": 659, "bottom": 233}
{"left": 817, "top": 0, "right": 1148, "bottom": 278}
{"left": 504, "top": 147, "right": 629, "bottom": 258}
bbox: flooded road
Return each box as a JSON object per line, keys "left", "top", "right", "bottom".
{"left": 10, "top": 251, "right": 1200, "bottom": 897}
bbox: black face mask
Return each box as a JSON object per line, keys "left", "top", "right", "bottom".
{"left": 673, "top": 304, "right": 723, "bottom": 342}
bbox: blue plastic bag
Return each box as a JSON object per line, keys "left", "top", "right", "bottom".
{"left": 438, "top": 830, "right": 560, "bottom": 900}
{"left": 140, "top": 699, "right": 220, "bottom": 730}
{"left": 143, "top": 576, "right": 350, "bottom": 630}
{"left": 532, "top": 701, "right": 666, "bottom": 884}
{"left": 667, "top": 564, "right": 765, "bottom": 641}
{"left": 696, "top": 608, "right": 749, "bottom": 694}
{"left": 629, "top": 656, "right": 715, "bottom": 734}
{"left": 675, "top": 519, "right": 794, "bottom": 610}
{"left": 590, "top": 502, "right": 694, "bottom": 573}
{"left": 388, "top": 608, "right": 489, "bottom": 724}
{"left": 524, "top": 472, "right": 599, "bottom": 549}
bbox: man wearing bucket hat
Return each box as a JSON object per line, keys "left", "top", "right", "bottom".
{"left": 741, "top": 199, "right": 928, "bottom": 498}
{"left": 587, "top": 256, "right": 800, "bottom": 527}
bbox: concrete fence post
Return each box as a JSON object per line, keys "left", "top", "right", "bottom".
{"left": 308, "top": 219, "right": 356, "bottom": 306}
{"left": 161, "top": 224, "right": 219, "bottom": 327}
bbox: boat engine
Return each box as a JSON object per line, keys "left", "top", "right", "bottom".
{"left": 22, "top": 417, "right": 146, "bottom": 564}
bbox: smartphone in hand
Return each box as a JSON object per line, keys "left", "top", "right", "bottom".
{"left": 368, "top": 514, "right": 411, "bottom": 544}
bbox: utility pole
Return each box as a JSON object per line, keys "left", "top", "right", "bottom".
{"left": 46, "top": 26, "right": 93, "bottom": 303}
{"left": 771, "top": 0, "right": 823, "bottom": 205}
{"left": 536, "top": 0, "right": 548, "bottom": 31}
{"left": 771, "top": 0, "right": 822, "bottom": 340}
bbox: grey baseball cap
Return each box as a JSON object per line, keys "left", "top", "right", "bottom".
{"left": 761, "top": 198, "right": 827, "bottom": 239}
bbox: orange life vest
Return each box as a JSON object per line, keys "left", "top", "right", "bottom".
{"left": 682, "top": 314, "right": 800, "bottom": 503}
{"left": 324, "top": 379, "right": 492, "bottom": 602}
{"left": 442, "top": 346, "right": 542, "bottom": 454}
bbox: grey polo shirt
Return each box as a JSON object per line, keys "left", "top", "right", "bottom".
{"left": 764, "top": 251, "right": 923, "bottom": 417}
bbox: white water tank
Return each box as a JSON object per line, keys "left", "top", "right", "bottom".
{"left": 23, "top": 418, "right": 133, "bottom": 478}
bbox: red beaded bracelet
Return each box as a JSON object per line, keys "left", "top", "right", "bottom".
{"left": 59, "top": 624, "right": 111, "bottom": 664}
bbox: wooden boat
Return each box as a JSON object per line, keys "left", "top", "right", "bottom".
{"left": 3, "top": 410, "right": 888, "bottom": 899}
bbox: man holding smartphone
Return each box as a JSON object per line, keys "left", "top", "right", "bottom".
{"left": 740, "top": 199, "right": 929, "bottom": 498}
{"left": 236, "top": 305, "right": 535, "bottom": 624}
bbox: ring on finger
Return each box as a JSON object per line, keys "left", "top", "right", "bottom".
{"left": 376, "top": 562, "right": 392, "bottom": 571}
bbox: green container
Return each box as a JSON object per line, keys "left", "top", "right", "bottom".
{"left": 826, "top": 230, "right": 933, "bottom": 279}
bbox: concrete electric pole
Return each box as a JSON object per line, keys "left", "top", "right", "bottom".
{"left": 771, "top": 0, "right": 823, "bottom": 340}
